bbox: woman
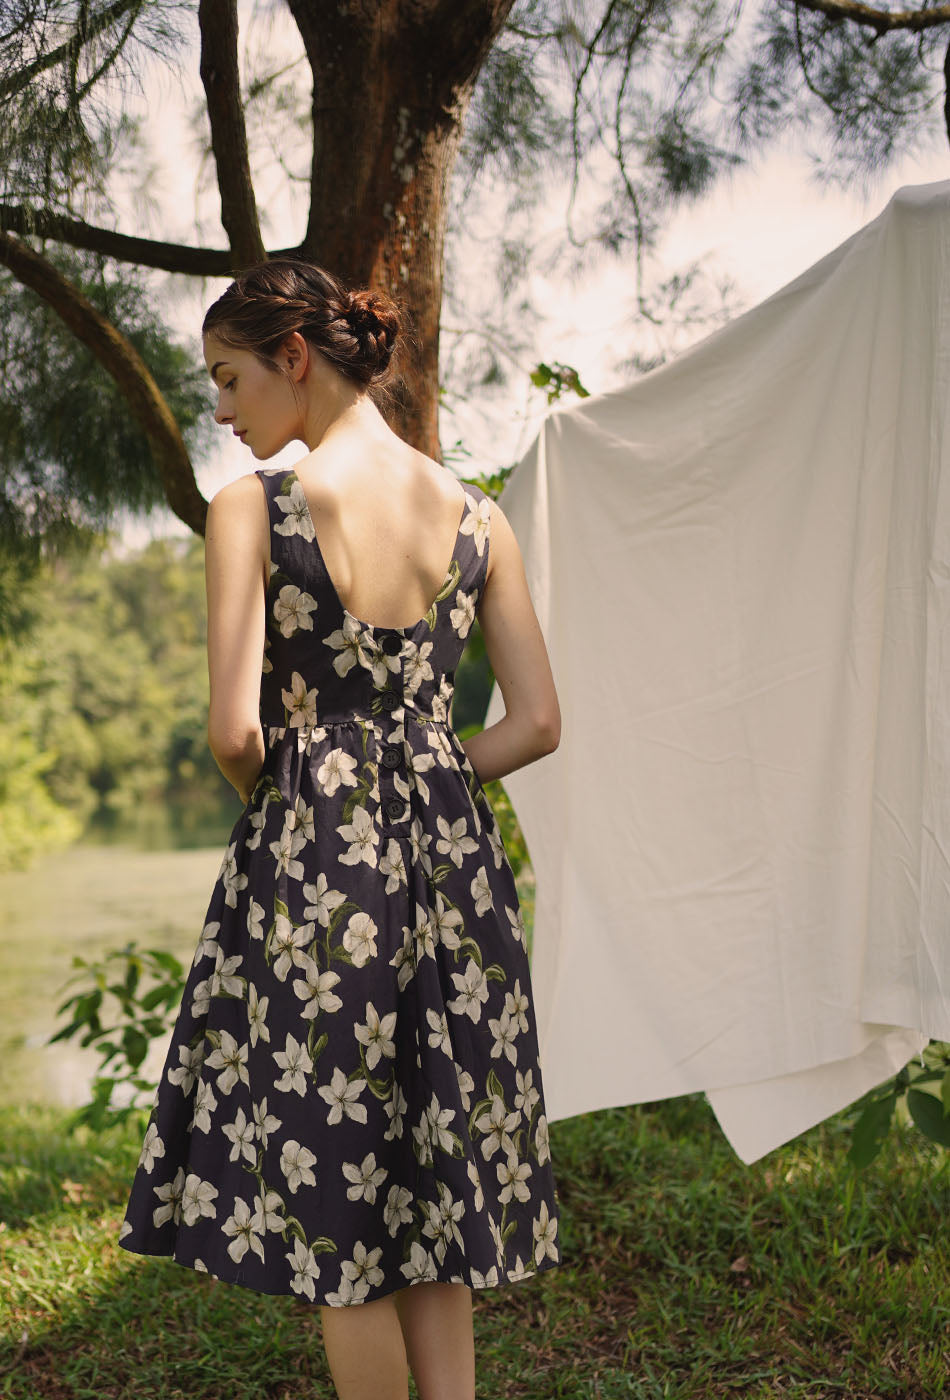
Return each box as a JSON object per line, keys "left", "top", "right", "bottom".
{"left": 118, "top": 258, "right": 564, "bottom": 1400}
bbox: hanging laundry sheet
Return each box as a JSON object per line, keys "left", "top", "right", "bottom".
{"left": 484, "top": 181, "right": 950, "bottom": 1163}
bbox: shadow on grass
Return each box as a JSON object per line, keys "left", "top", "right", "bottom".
{"left": 1, "top": 1097, "right": 947, "bottom": 1400}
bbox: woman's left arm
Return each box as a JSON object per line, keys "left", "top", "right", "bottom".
{"left": 204, "top": 477, "right": 268, "bottom": 805}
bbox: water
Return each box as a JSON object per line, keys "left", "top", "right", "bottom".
{"left": 0, "top": 829, "right": 233, "bottom": 1111}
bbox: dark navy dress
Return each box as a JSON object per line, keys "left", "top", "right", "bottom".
{"left": 118, "top": 466, "right": 563, "bottom": 1306}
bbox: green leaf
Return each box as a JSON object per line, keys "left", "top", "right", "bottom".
{"left": 908, "top": 1089, "right": 950, "bottom": 1147}
{"left": 847, "top": 1093, "right": 896, "bottom": 1168}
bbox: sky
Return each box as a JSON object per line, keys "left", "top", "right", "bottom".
{"left": 105, "top": 6, "right": 950, "bottom": 555}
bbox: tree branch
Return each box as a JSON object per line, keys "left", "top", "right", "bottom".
{"left": 0, "top": 203, "right": 305, "bottom": 273}
{"left": 0, "top": 231, "right": 208, "bottom": 536}
{"left": 197, "top": 0, "right": 265, "bottom": 270}
{"left": 0, "top": 0, "right": 143, "bottom": 102}
{"left": 792, "top": 0, "right": 950, "bottom": 34}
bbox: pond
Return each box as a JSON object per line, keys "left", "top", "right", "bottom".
{"left": 0, "top": 834, "right": 233, "bottom": 1111}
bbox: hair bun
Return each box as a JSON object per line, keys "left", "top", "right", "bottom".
{"left": 344, "top": 288, "right": 401, "bottom": 379}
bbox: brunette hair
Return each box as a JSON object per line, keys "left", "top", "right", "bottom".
{"left": 201, "top": 258, "right": 403, "bottom": 391}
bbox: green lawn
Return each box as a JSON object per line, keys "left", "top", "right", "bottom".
{"left": 0, "top": 1094, "right": 946, "bottom": 1399}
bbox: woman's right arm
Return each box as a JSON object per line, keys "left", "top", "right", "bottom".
{"left": 461, "top": 496, "right": 561, "bottom": 786}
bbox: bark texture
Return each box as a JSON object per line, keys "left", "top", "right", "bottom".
{"left": 288, "top": 0, "right": 517, "bottom": 459}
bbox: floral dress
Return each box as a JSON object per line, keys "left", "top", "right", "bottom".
{"left": 117, "top": 466, "right": 563, "bottom": 1306}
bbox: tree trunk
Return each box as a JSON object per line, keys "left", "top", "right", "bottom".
{"left": 288, "top": 0, "right": 516, "bottom": 461}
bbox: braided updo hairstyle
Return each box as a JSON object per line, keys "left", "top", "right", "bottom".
{"left": 201, "top": 258, "right": 403, "bottom": 393}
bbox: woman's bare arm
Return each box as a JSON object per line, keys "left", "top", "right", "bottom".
{"left": 461, "top": 496, "right": 560, "bottom": 786}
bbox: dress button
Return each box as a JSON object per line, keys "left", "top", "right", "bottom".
{"left": 385, "top": 797, "right": 404, "bottom": 819}
{"left": 381, "top": 745, "right": 402, "bottom": 769}
{"left": 381, "top": 691, "right": 401, "bottom": 711}
{"left": 381, "top": 633, "right": 403, "bottom": 655}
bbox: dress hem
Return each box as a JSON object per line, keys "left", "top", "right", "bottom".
{"left": 117, "top": 1234, "right": 565, "bottom": 1307}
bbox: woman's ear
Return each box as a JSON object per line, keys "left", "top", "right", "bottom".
{"left": 281, "top": 331, "right": 310, "bottom": 382}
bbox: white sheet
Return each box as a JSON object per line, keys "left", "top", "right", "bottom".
{"left": 483, "top": 180, "right": 950, "bottom": 1164}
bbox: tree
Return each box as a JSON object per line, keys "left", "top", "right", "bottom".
{"left": 0, "top": 0, "right": 946, "bottom": 559}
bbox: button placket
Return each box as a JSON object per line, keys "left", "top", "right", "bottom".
{"left": 377, "top": 633, "right": 408, "bottom": 827}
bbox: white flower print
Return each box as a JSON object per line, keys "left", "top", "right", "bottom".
{"left": 222, "top": 1195, "right": 266, "bottom": 1263}
{"left": 273, "top": 583, "right": 317, "bottom": 638}
{"left": 406, "top": 746, "right": 436, "bottom": 804}
{"left": 271, "top": 913, "right": 315, "bottom": 982}
{"left": 466, "top": 1158, "right": 485, "bottom": 1212}
{"left": 421, "top": 1182, "right": 465, "bottom": 1263}
{"left": 222, "top": 1105, "right": 257, "bottom": 1165}
{"left": 273, "top": 1032, "right": 314, "bottom": 1095}
{"left": 447, "top": 958, "right": 489, "bottom": 1024}
{"left": 254, "top": 1185, "right": 287, "bottom": 1231}
{"left": 383, "top": 1082, "right": 408, "bottom": 1142}
{"left": 168, "top": 1041, "right": 206, "bottom": 1097}
{"left": 342, "top": 1152, "right": 388, "bottom": 1203}
{"left": 497, "top": 1151, "right": 533, "bottom": 1205}
{"left": 535, "top": 1113, "right": 551, "bottom": 1165}
{"left": 342, "top": 911, "right": 378, "bottom": 967}
{"left": 505, "top": 979, "right": 530, "bottom": 1034}
{"left": 343, "top": 1241, "right": 385, "bottom": 1290}
{"left": 288, "top": 794, "right": 315, "bottom": 842}
{"left": 431, "top": 893, "right": 463, "bottom": 951}
{"left": 470, "top": 1264, "right": 499, "bottom": 1288}
{"left": 247, "top": 898, "right": 265, "bottom": 940}
{"left": 379, "top": 837, "right": 408, "bottom": 893}
{"left": 411, "top": 904, "right": 436, "bottom": 962}
{"left": 450, "top": 588, "right": 477, "bottom": 640}
{"left": 245, "top": 803, "right": 269, "bottom": 850}
{"left": 282, "top": 670, "right": 319, "bottom": 727}
{"left": 403, "top": 639, "right": 434, "bottom": 698}
{"left": 426, "top": 1007, "right": 452, "bottom": 1056}
{"left": 217, "top": 843, "right": 248, "bottom": 908}
{"left": 424, "top": 1091, "right": 457, "bottom": 1154}
{"left": 324, "top": 1272, "right": 368, "bottom": 1306}
{"left": 317, "top": 747, "right": 359, "bottom": 795}
{"left": 407, "top": 815, "right": 434, "bottom": 875}
{"left": 488, "top": 1008, "right": 519, "bottom": 1066}
{"left": 318, "top": 1067, "right": 368, "bottom": 1125}
{"left": 470, "top": 864, "right": 494, "bottom": 916}
{"left": 302, "top": 874, "right": 348, "bottom": 927}
{"left": 280, "top": 1138, "right": 317, "bottom": 1193}
{"left": 326, "top": 614, "right": 364, "bottom": 678}
{"left": 270, "top": 819, "right": 308, "bottom": 880}
{"left": 204, "top": 1030, "right": 250, "bottom": 1096}
{"left": 455, "top": 1065, "right": 475, "bottom": 1114}
{"left": 460, "top": 490, "right": 490, "bottom": 554}
{"left": 152, "top": 1165, "right": 186, "bottom": 1227}
{"left": 475, "top": 1095, "right": 519, "bottom": 1162}
{"left": 190, "top": 1077, "right": 218, "bottom": 1135}
{"left": 247, "top": 983, "right": 270, "bottom": 1046}
{"left": 383, "top": 1182, "right": 414, "bottom": 1236}
{"left": 389, "top": 926, "right": 416, "bottom": 991}
{"left": 181, "top": 1173, "right": 218, "bottom": 1227}
{"left": 193, "top": 920, "right": 220, "bottom": 965}
{"left": 399, "top": 1240, "right": 438, "bottom": 1284}
{"left": 435, "top": 814, "right": 480, "bottom": 868}
{"left": 293, "top": 962, "right": 343, "bottom": 1020}
{"left": 208, "top": 944, "right": 244, "bottom": 999}
{"left": 505, "top": 902, "right": 527, "bottom": 949}
{"left": 354, "top": 1002, "right": 397, "bottom": 1070}
{"left": 488, "top": 1213, "right": 505, "bottom": 1262}
{"left": 286, "top": 1237, "right": 321, "bottom": 1300}
{"left": 533, "top": 1199, "right": 559, "bottom": 1264}
{"left": 253, "top": 1096, "right": 281, "bottom": 1148}
{"left": 274, "top": 479, "right": 317, "bottom": 541}
{"left": 136, "top": 1122, "right": 165, "bottom": 1174}
{"left": 514, "top": 1068, "right": 540, "bottom": 1120}
{"left": 337, "top": 804, "right": 379, "bottom": 868}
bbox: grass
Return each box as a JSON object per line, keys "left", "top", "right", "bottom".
{"left": 0, "top": 1094, "right": 947, "bottom": 1399}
